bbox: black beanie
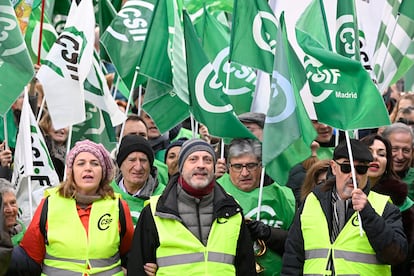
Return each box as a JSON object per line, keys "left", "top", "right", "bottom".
{"left": 117, "top": 134, "right": 154, "bottom": 167}
{"left": 333, "top": 139, "right": 373, "bottom": 162}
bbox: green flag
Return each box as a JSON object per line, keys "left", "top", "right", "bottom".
{"left": 0, "top": 110, "right": 18, "bottom": 148}
{"left": 184, "top": 0, "right": 233, "bottom": 15}
{"left": 194, "top": 7, "right": 255, "bottom": 115}
{"left": 229, "top": 0, "right": 277, "bottom": 73}
{"left": 399, "top": 0, "right": 414, "bottom": 22}
{"left": 296, "top": 0, "right": 390, "bottom": 130}
{"left": 100, "top": 0, "right": 156, "bottom": 89}
{"left": 0, "top": 0, "right": 35, "bottom": 115}
{"left": 139, "top": 0, "right": 189, "bottom": 133}
{"left": 335, "top": 0, "right": 360, "bottom": 61}
{"left": 24, "top": 5, "right": 58, "bottom": 64}
{"left": 263, "top": 13, "right": 317, "bottom": 186}
{"left": 97, "top": 0, "right": 122, "bottom": 62}
{"left": 71, "top": 102, "right": 117, "bottom": 152}
{"left": 183, "top": 10, "right": 254, "bottom": 140}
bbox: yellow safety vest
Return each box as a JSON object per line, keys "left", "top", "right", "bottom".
{"left": 301, "top": 191, "right": 391, "bottom": 276}
{"left": 42, "top": 190, "right": 123, "bottom": 275}
{"left": 149, "top": 195, "right": 241, "bottom": 275}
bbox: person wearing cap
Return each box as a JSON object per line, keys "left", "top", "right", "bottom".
{"left": 128, "top": 138, "right": 256, "bottom": 275}
{"left": 217, "top": 138, "right": 295, "bottom": 275}
{"left": 282, "top": 139, "right": 408, "bottom": 275}
{"left": 112, "top": 134, "right": 165, "bottom": 225}
{"left": 7, "top": 140, "right": 134, "bottom": 275}
{"left": 238, "top": 112, "right": 265, "bottom": 142}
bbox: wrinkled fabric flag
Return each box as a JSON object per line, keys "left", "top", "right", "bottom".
{"left": 12, "top": 92, "right": 59, "bottom": 226}
{"left": 263, "top": 13, "right": 317, "bottom": 186}
{"left": 36, "top": 0, "right": 95, "bottom": 129}
{"left": 296, "top": 0, "right": 390, "bottom": 130}
{"left": 0, "top": 0, "right": 34, "bottom": 115}
{"left": 183, "top": 10, "right": 255, "bottom": 140}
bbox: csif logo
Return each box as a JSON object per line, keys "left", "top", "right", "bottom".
{"left": 106, "top": 1, "right": 154, "bottom": 43}
{"left": 98, "top": 213, "right": 113, "bottom": 230}
{"left": 252, "top": 11, "right": 278, "bottom": 55}
{"left": 336, "top": 15, "right": 358, "bottom": 58}
{"left": 245, "top": 205, "right": 284, "bottom": 228}
{"left": 0, "top": 5, "right": 25, "bottom": 58}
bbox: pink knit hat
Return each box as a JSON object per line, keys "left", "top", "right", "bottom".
{"left": 66, "top": 140, "right": 113, "bottom": 182}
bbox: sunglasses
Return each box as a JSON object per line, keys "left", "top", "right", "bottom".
{"left": 334, "top": 160, "right": 369, "bottom": 175}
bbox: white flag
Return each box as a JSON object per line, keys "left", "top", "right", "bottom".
{"left": 36, "top": 0, "right": 95, "bottom": 129}
{"left": 12, "top": 92, "right": 60, "bottom": 226}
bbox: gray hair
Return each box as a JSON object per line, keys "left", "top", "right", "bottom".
{"left": 227, "top": 139, "right": 262, "bottom": 164}
{"left": 382, "top": 122, "right": 414, "bottom": 146}
{"left": 0, "top": 178, "right": 15, "bottom": 196}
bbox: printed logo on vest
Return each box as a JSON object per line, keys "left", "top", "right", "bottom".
{"left": 351, "top": 216, "right": 359, "bottom": 227}
{"left": 98, "top": 213, "right": 113, "bottom": 230}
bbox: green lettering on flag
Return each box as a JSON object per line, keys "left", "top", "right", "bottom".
{"left": 230, "top": 0, "right": 277, "bottom": 73}
{"left": 263, "top": 13, "right": 317, "bottom": 186}
{"left": 183, "top": 10, "right": 255, "bottom": 140}
{"left": 296, "top": 0, "right": 390, "bottom": 130}
{"left": 0, "top": 0, "right": 35, "bottom": 115}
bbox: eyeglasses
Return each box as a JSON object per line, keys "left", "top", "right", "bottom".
{"left": 229, "top": 162, "right": 260, "bottom": 173}
{"left": 334, "top": 160, "right": 369, "bottom": 175}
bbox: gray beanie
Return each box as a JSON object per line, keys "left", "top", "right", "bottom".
{"left": 178, "top": 139, "right": 216, "bottom": 172}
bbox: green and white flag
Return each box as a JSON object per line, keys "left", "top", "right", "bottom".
{"left": 36, "top": 0, "right": 95, "bottom": 129}
{"left": 194, "top": 8, "right": 255, "bottom": 115}
{"left": 12, "top": 91, "right": 59, "bottom": 226}
{"left": 335, "top": 0, "right": 360, "bottom": 61}
{"left": 184, "top": 0, "right": 233, "bottom": 15}
{"left": 229, "top": 0, "right": 277, "bottom": 73}
{"left": 24, "top": 3, "right": 58, "bottom": 64}
{"left": 84, "top": 51, "right": 126, "bottom": 126}
{"left": 372, "top": 0, "right": 414, "bottom": 91}
{"left": 183, "top": 10, "right": 254, "bottom": 140}
{"left": 263, "top": 13, "right": 317, "bottom": 186}
{"left": 71, "top": 102, "right": 117, "bottom": 152}
{"left": 140, "top": 0, "right": 189, "bottom": 133}
{"left": 0, "top": 0, "right": 35, "bottom": 115}
{"left": 296, "top": 0, "right": 390, "bottom": 130}
{"left": 0, "top": 110, "right": 18, "bottom": 149}
{"left": 100, "top": 0, "right": 156, "bottom": 89}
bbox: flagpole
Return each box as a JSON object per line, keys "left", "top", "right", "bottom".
{"left": 63, "top": 125, "right": 73, "bottom": 182}
{"left": 2, "top": 116, "right": 8, "bottom": 150}
{"left": 118, "top": 67, "right": 140, "bottom": 149}
{"left": 256, "top": 167, "right": 265, "bottom": 221}
{"left": 344, "top": 131, "right": 363, "bottom": 236}
{"left": 28, "top": 176, "right": 33, "bottom": 219}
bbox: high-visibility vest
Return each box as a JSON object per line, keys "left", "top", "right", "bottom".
{"left": 302, "top": 191, "right": 391, "bottom": 276}
{"left": 42, "top": 191, "right": 123, "bottom": 275}
{"left": 149, "top": 195, "right": 242, "bottom": 275}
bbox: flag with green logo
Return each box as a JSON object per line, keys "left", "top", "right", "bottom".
{"left": 0, "top": 0, "right": 35, "bottom": 116}
{"left": 101, "top": 0, "right": 156, "bottom": 90}
{"left": 263, "top": 13, "right": 317, "bottom": 186}
{"left": 194, "top": 7, "right": 255, "bottom": 115}
{"left": 229, "top": 0, "right": 277, "bottom": 73}
{"left": 24, "top": 4, "right": 58, "bottom": 64}
{"left": 36, "top": 0, "right": 95, "bottom": 129}
{"left": 183, "top": 10, "right": 255, "bottom": 140}
{"left": 52, "top": 0, "right": 71, "bottom": 34}
{"left": 139, "top": 0, "right": 189, "bottom": 133}
{"left": 372, "top": 0, "right": 414, "bottom": 91}
{"left": 335, "top": 0, "right": 360, "bottom": 61}
{"left": 296, "top": 0, "right": 390, "bottom": 130}
{"left": 84, "top": 51, "right": 126, "bottom": 127}
{"left": 12, "top": 91, "right": 59, "bottom": 226}
{"left": 71, "top": 102, "right": 117, "bottom": 152}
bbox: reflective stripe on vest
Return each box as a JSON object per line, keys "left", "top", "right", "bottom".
{"left": 149, "top": 195, "right": 240, "bottom": 275}
{"left": 302, "top": 191, "right": 391, "bottom": 275}
{"left": 42, "top": 190, "right": 122, "bottom": 275}
{"left": 42, "top": 263, "right": 122, "bottom": 276}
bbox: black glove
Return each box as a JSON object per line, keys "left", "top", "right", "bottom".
{"left": 246, "top": 220, "right": 271, "bottom": 241}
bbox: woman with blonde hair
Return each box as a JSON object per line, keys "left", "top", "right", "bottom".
{"left": 300, "top": 160, "right": 330, "bottom": 202}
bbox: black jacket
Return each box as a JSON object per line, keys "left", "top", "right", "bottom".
{"left": 127, "top": 174, "right": 256, "bottom": 276}
{"left": 282, "top": 178, "right": 408, "bottom": 276}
